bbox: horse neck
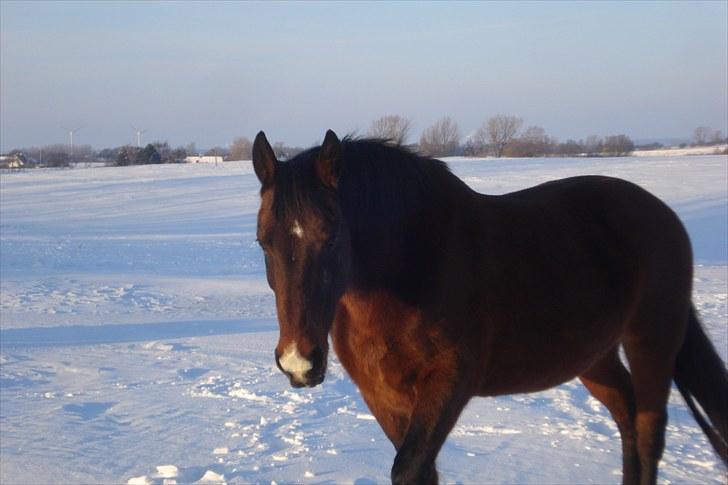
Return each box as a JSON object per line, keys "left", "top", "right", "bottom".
{"left": 339, "top": 162, "right": 462, "bottom": 305}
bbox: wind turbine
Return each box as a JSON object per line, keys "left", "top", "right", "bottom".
{"left": 131, "top": 125, "right": 147, "bottom": 148}
{"left": 62, "top": 126, "right": 80, "bottom": 159}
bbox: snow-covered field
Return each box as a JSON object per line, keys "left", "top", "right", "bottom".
{"left": 1, "top": 154, "right": 726, "bottom": 484}
{"left": 631, "top": 145, "right": 727, "bottom": 158}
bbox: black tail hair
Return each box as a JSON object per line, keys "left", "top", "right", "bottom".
{"left": 673, "top": 305, "right": 728, "bottom": 466}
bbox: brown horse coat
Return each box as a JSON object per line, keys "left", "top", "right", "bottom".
{"left": 252, "top": 130, "right": 728, "bottom": 485}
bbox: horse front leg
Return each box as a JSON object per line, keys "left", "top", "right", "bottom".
{"left": 390, "top": 376, "right": 471, "bottom": 485}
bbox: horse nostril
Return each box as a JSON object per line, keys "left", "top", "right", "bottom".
{"left": 309, "top": 346, "right": 324, "bottom": 371}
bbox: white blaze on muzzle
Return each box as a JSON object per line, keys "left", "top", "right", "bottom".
{"left": 279, "top": 343, "right": 313, "bottom": 381}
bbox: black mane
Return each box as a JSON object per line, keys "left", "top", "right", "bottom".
{"left": 274, "top": 137, "right": 456, "bottom": 216}
{"left": 274, "top": 138, "right": 466, "bottom": 303}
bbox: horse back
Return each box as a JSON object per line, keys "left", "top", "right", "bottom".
{"left": 439, "top": 175, "right": 693, "bottom": 394}
{"left": 333, "top": 174, "right": 693, "bottom": 403}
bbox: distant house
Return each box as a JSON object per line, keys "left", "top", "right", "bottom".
{"left": 185, "top": 155, "right": 223, "bottom": 164}
{"left": 0, "top": 155, "right": 24, "bottom": 169}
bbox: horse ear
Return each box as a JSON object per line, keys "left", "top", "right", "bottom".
{"left": 252, "top": 131, "right": 277, "bottom": 187}
{"left": 316, "top": 129, "right": 341, "bottom": 189}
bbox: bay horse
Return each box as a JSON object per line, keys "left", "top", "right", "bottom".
{"left": 251, "top": 129, "right": 727, "bottom": 485}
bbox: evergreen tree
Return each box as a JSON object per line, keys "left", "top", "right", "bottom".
{"left": 135, "top": 144, "right": 161, "bottom": 164}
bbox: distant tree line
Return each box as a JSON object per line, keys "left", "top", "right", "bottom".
{"left": 3, "top": 136, "right": 310, "bottom": 168}
{"left": 360, "top": 113, "right": 637, "bottom": 158}
{"left": 412, "top": 114, "right": 636, "bottom": 158}
{"left": 365, "top": 115, "right": 726, "bottom": 158}
{"left": 3, "top": 142, "right": 188, "bottom": 168}
{"left": 4, "top": 121, "right": 726, "bottom": 169}
{"left": 5, "top": 144, "right": 96, "bottom": 168}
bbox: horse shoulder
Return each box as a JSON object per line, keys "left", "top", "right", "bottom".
{"left": 331, "top": 290, "right": 461, "bottom": 443}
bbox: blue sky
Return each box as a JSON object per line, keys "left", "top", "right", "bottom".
{"left": 1, "top": 1, "right": 726, "bottom": 150}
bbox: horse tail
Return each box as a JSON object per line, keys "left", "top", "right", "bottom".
{"left": 673, "top": 304, "right": 728, "bottom": 466}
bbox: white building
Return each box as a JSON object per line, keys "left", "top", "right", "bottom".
{"left": 0, "top": 155, "right": 24, "bottom": 169}
{"left": 185, "top": 155, "right": 223, "bottom": 164}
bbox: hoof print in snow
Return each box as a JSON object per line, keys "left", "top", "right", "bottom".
{"left": 63, "top": 401, "right": 116, "bottom": 420}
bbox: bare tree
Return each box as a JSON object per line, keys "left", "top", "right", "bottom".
{"left": 485, "top": 115, "right": 523, "bottom": 157}
{"left": 272, "top": 141, "right": 287, "bottom": 159}
{"left": 30, "top": 144, "right": 74, "bottom": 167}
{"left": 710, "top": 129, "right": 725, "bottom": 145}
{"left": 229, "top": 136, "right": 253, "bottom": 161}
{"left": 465, "top": 126, "right": 490, "bottom": 156}
{"left": 170, "top": 146, "right": 188, "bottom": 163}
{"left": 503, "top": 125, "right": 554, "bottom": 157}
{"left": 555, "top": 140, "right": 584, "bottom": 156}
{"left": 520, "top": 126, "right": 548, "bottom": 145}
{"left": 418, "top": 116, "right": 461, "bottom": 157}
{"left": 602, "top": 135, "right": 634, "bottom": 156}
{"left": 584, "top": 135, "right": 603, "bottom": 156}
{"left": 270, "top": 141, "right": 304, "bottom": 160}
{"left": 367, "top": 115, "right": 413, "bottom": 145}
{"left": 205, "top": 146, "right": 228, "bottom": 158}
{"left": 693, "top": 126, "right": 711, "bottom": 145}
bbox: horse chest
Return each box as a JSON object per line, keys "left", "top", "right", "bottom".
{"left": 331, "top": 291, "right": 438, "bottom": 415}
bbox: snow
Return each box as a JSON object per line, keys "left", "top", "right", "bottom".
{"left": 631, "top": 145, "right": 727, "bottom": 157}
{"left": 156, "top": 465, "right": 179, "bottom": 478}
{"left": 1, "top": 154, "right": 726, "bottom": 484}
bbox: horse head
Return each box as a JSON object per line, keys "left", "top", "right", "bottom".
{"left": 253, "top": 130, "right": 350, "bottom": 388}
